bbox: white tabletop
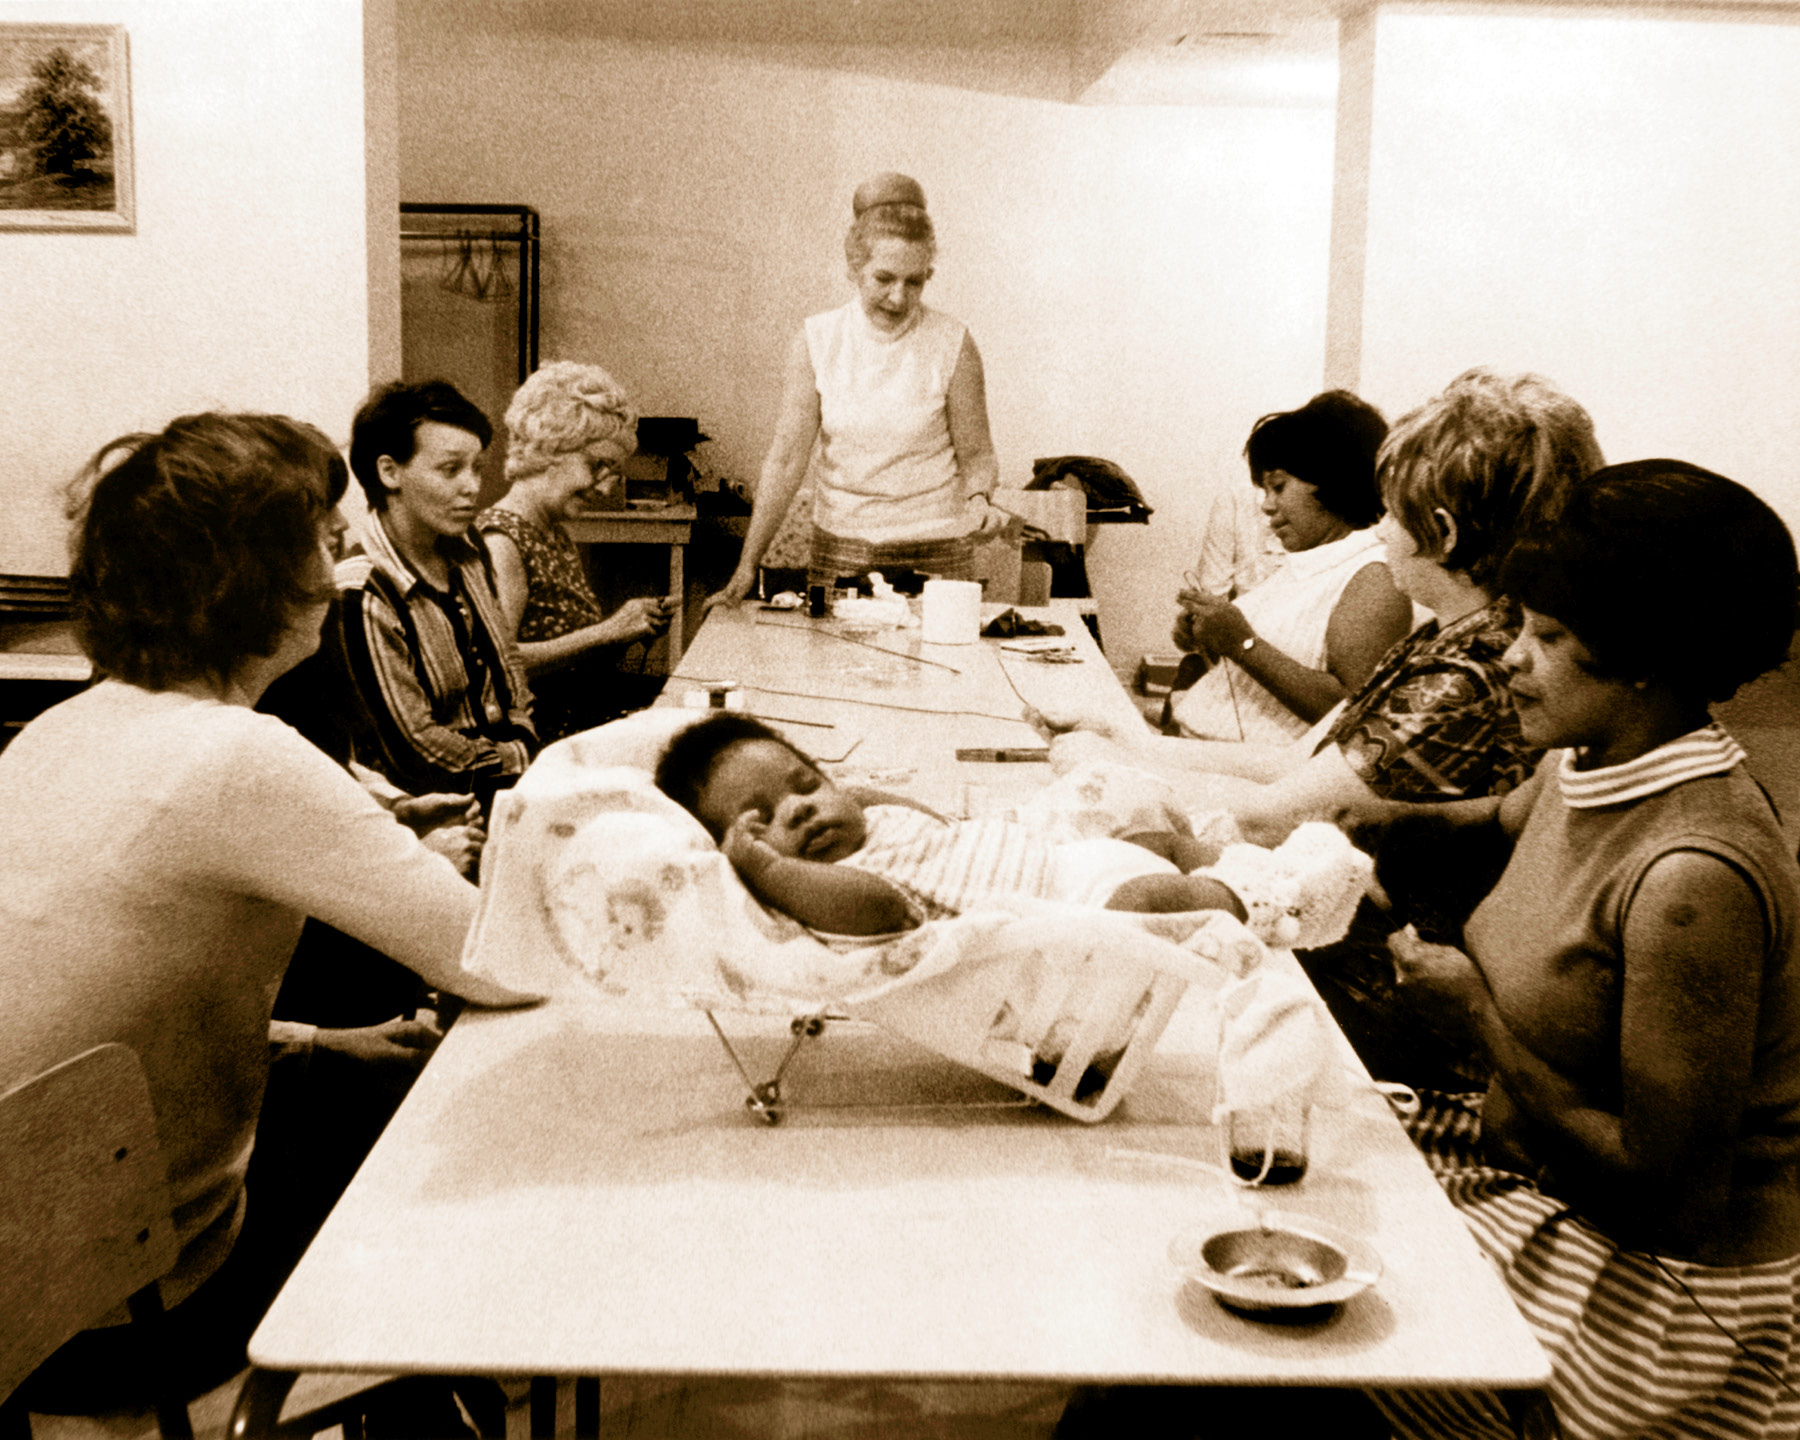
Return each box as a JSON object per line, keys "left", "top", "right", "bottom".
{"left": 249, "top": 992, "right": 1546, "bottom": 1387}
{"left": 662, "top": 599, "right": 1140, "bottom": 814}
{"left": 249, "top": 601, "right": 1548, "bottom": 1390}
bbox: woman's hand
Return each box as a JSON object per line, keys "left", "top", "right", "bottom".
{"left": 393, "top": 793, "right": 485, "bottom": 877}
{"left": 420, "top": 818, "right": 485, "bottom": 877}
{"left": 613, "top": 595, "right": 675, "bottom": 642}
{"left": 966, "top": 493, "right": 1016, "bottom": 540}
{"left": 1171, "top": 606, "right": 1208, "bottom": 656}
{"left": 1177, "top": 587, "right": 1254, "bottom": 657}
{"left": 314, "top": 1015, "right": 445, "bottom": 1071}
{"left": 1388, "top": 924, "right": 1489, "bottom": 1042}
{"left": 393, "top": 792, "right": 479, "bottom": 835}
{"left": 703, "top": 571, "right": 755, "bottom": 616}
{"left": 1021, "top": 703, "right": 1128, "bottom": 743}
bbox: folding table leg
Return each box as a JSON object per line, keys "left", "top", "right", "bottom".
{"left": 529, "top": 1377, "right": 557, "bottom": 1439}
{"left": 574, "top": 1378, "right": 600, "bottom": 1439}
{"left": 228, "top": 1369, "right": 300, "bottom": 1440}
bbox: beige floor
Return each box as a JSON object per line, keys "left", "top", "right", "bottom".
{"left": 22, "top": 1373, "right": 1072, "bottom": 1440}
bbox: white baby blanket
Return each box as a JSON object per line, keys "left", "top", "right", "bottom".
{"left": 463, "top": 711, "right": 1252, "bottom": 1011}
{"left": 460, "top": 711, "right": 1366, "bottom": 1122}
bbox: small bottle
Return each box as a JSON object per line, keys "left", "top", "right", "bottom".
{"left": 1225, "top": 1098, "right": 1311, "bottom": 1186}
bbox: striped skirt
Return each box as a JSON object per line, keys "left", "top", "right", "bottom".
{"left": 1374, "top": 1093, "right": 1800, "bottom": 1440}
{"left": 807, "top": 525, "right": 976, "bottom": 588}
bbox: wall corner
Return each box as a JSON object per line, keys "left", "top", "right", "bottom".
{"left": 1324, "top": 7, "right": 1376, "bottom": 394}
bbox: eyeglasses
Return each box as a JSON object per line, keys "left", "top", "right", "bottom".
{"left": 561, "top": 448, "right": 624, "bottom": 491}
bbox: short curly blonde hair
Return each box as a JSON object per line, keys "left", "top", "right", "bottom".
{"left": 1379, "top": 368, "right": 1602, "bottom": 590}
{"left": 503, "top": 361, "right": 637, "bottom": 482}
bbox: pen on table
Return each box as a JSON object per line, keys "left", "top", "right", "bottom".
{"left": 954, "top": 747, "right": 1050, "bottom": 763}
{"left": 748, "top": 711, "right": 836, "bottom": 730}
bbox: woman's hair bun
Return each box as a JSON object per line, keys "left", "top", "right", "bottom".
{"left": 853, "top": 172, "right": 927, "bottom": 216}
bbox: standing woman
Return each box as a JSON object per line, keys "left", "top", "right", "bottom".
{"left": 705, "top": 172, "right": 1010, "bottom": 607}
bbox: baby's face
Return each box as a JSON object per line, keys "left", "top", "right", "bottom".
{"left": 697, "top": 739, "right": 868, "bottom": 862}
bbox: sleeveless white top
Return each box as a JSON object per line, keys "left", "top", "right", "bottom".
{"left": 1173, "top": 527, "right": 1387, "bottom": 744}
{"left": 805, "top": 300, "right": 969, "bottom": 544}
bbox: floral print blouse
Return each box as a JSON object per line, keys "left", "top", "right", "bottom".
{"left": 474, "top": 506, "right": 605, "bottom": 643}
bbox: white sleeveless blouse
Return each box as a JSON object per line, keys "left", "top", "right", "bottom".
{"left": 805, "top": 300, "right": 969, "bottom": 544}
{"left": 1173, "top": 527, "right": 1388, "bottom": 744}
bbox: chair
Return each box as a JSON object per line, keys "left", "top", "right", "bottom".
{"left": 0, "top": 1043, "right": 194, "bottom": 1440}
{"left": 1155, "top": 652, "right": 1210, "bottom": 733}
{"left": 0, "top": 1046, "right": 502, "bottom": 1440}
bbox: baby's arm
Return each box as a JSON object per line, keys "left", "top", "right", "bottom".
{"left": 722, "top": 814, "right": 920, "bottom": 936}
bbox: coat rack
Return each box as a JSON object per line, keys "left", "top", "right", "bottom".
{"left": 400, "top": 203, "right": 539, "bottom": 383}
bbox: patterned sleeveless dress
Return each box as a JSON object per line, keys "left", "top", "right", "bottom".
{"left": 474, "top": 506, "right": 660, "bottom": 741}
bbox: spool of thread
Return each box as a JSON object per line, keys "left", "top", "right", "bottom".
{"left": 921, "top": 579, "right": 982, "bottom": 646}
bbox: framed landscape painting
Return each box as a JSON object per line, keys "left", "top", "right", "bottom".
{"left": 0, "top": 23, "right": 132, "bottom": 231}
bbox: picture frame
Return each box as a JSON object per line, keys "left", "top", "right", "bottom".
{"left": 0, "top": 23, "right": 133, "bottom": 232}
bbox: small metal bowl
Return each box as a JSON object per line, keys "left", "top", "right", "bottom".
{"left": 1169, "top": 1213, "right": 1381, "bottom": 1320}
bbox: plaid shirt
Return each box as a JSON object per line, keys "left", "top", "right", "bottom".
{"left": 1322, "top": 596, "right": 1540, "bottom": 802}
{"left": 336, "top": 515, "right": 536, "bottom": 796}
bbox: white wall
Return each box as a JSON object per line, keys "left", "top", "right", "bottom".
{"left": 396, "top": 7, "right": 1338, "bottom": 663}
{"left": 366, "top": 0, "right": 402, "bottom": 384}
{"left": 0, "top": 0, "right": 374, "bottom": 575}
{"left": 1350, "top": 5, "right": 1800, "bottom": 535}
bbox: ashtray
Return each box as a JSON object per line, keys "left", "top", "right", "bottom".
{"left": 1169, "top": 1213, "right": 1380, "bottom": 1321}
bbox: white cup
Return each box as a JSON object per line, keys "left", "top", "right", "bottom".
{"left": 921, "top": 579, "right": 982, "bottom": 645}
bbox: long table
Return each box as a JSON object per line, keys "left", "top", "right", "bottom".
{"left": 244, "top": 600, "right": 1548, "bottom": 1428}
{"left": 660, "top": 598, "right": 1143, "bottom": 815}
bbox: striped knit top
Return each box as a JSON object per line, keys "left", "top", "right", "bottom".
{"left": 839, "top": 805, "right": 1055, "bottom": 921}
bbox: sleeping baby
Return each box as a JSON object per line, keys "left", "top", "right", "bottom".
{"left": 655, "top": 713, "right": 1255, "bottom": 937}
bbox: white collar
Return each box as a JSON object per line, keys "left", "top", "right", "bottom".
{"left": 1557, "top": 722, "right": 1745, "bottom": 809}
{"left": 1283, "top": 525, "right": 1383, "bottom": 581}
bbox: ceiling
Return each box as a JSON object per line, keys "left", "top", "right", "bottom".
{"left": 450, "top": 0, "right": 1349, "bottom": 103}
{"left": 436, "top": 0, "right": 1800, "bottom": 105}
